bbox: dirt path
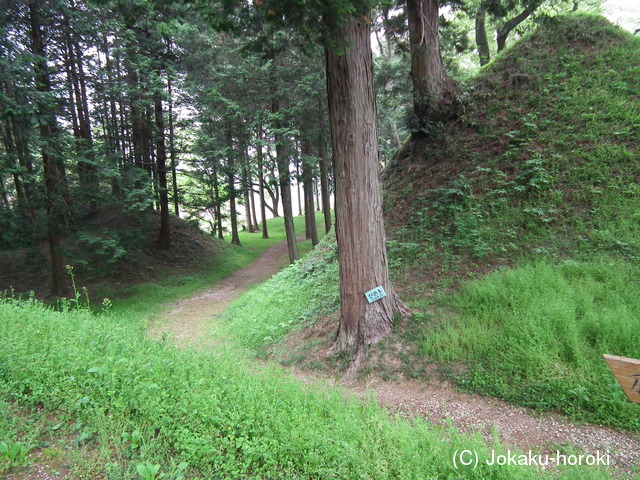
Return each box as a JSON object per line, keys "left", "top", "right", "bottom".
{"left": 347, "top": 377, "right": 639, "bottom": 475}
{"left": 147, "top": 238, "right": 294, "bottom": 346}
{"left": 149, "top": 240, "right": 640, "bottom": 477}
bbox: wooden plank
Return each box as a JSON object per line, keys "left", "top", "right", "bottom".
{"left": 603, "top": 354, "right": 640, "bottom": 404}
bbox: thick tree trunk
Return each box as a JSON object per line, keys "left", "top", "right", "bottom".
{"left": 324, "top": 14, "right": 405, "bottom": 366}
{"left": 406, "top": 0, "right": 454, "bottom": 130}
{"left": 475, "top": 7, "right": 491, "bottom": 66}
{"left": 154, "top": 96, "right": 171, "bottom": 249}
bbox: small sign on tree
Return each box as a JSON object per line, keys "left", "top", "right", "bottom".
{"left": 603, "top": 354, "right": 640, "bottom": 404}
{"left": 364, "top": 286, "right": 387, "bottom": 304}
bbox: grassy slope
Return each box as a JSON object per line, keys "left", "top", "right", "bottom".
{"left": 223, "top": 15, "right": 640, "bottom": 431}
{"left": 390, "top": 14, "right": 640, "bottom": 430}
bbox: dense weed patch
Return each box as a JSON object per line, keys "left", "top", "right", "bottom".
{"left": 1, "top": 297, "right": 610, "bottom": 479}
{"left": 421, "top": 258, "right": 640, "bottom": 429}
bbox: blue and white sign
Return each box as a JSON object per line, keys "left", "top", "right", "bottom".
{"left": 365, "top": 286, "right": 387, "bottom": 304}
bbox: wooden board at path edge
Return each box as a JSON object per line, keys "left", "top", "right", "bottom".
{"left": 603, "top": 354, "right": 640, "bottom": 404}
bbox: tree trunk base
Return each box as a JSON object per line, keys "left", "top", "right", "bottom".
{"left": 329, "top": 293, "right": 408, "bottom": 378}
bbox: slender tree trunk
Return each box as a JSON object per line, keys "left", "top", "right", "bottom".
{"left": 324, "top": 14, "right": 405, "bottom": 367}
{"left": 295, "top": 152, "right": 303, "bottom": 217}
{"left": 475, "top": 6, "right": 491, "bottom": 66}
{"left": 274, "top": 126, "right": 298, "bottom": 262}
{"left": 271, "top": 71, "right": 298, "bottom": 262}
{"left": 155, "top": 96, "right": 171, "bottom": 249}
{"left": 29, "top": 0, "right": 67, "bottom": 296}
{"left": 379, "top": 17, "right": 403, "bottom": 149}
{"left": 317, "top": 95, "right": 332, "bottom": 233}
{"left": 167, "top": 75, "right": 180, "bottom": 216}
{"left": 264, "top": 155, "right": 281, "bottom": 218}
{"left": 228, "top": 171, "right": 241, "bottom": 245}
{"left": 242, "top": 164, "right": 254, "bottom": 233}
{"left": 257, "top": 128, "right": 269, "bottom": 239}
{"left": 64, "top": 22, "right": 97, "bottom": 215}
{"left": 249, "top": 169, "right": 259, "bottom": 232}
{"left": 212, "top": 163, "right": 224, "bottom": 240}
{"left": 1, "top": 118, "right": 28, "bottom": 214}
{"left": 226, "top": 128, "right": 241, "bottom": 246}
{"left": 301, "top": 137, "right": 318, "bottom": 246}
{"left": 0, "top": 176, "right": 9, "bottom": 210}
{"left": 11, "top": 118, "right": 37, "bottom": 220}
{"left": 496, "top": 1, "right": 543, "bottom": 52}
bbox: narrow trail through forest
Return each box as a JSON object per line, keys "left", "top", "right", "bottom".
{"left": 150, "top": 240, "right": 640, "bottom": 477}
{"left": 148, "top": 238, "right": 294, "bottom": 346}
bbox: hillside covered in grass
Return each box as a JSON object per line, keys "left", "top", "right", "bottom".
{"left": 221, "top": 14, "right": 640, "bottom": 430}
{"left": 385, "top": 13, "right": 639, "bottom": 280}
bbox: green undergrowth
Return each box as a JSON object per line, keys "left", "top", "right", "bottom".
{"left": 1, "top": 297, "right": 611, "bottom": 479}
{"left": 217, "top": 230, "right": 339, "bottom": 354}
{"left": 386, "top": 15, "right": 640, "bottom": 268}
{"left": 421, "top": 257, "right": 640, "bottom": 430}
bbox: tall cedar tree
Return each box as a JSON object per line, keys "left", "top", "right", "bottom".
{"left": 323, "top": 11, "right": 406, "bottom": 369}
{"left": 28, "top": 0, "right": 69, "bottom": 296}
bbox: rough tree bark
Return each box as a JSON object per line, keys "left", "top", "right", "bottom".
{"left": 475, "top": 6, "right": 491, "bottom": 66}
{"left": 406, "top": 0, "right": 454, "bottom": 130}
{"left": 324, "top": 13, "right": 405, "bottom": 371}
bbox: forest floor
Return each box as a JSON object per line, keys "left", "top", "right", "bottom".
{"left": 150, "top": 239, "right": 640, "bottom": 478}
